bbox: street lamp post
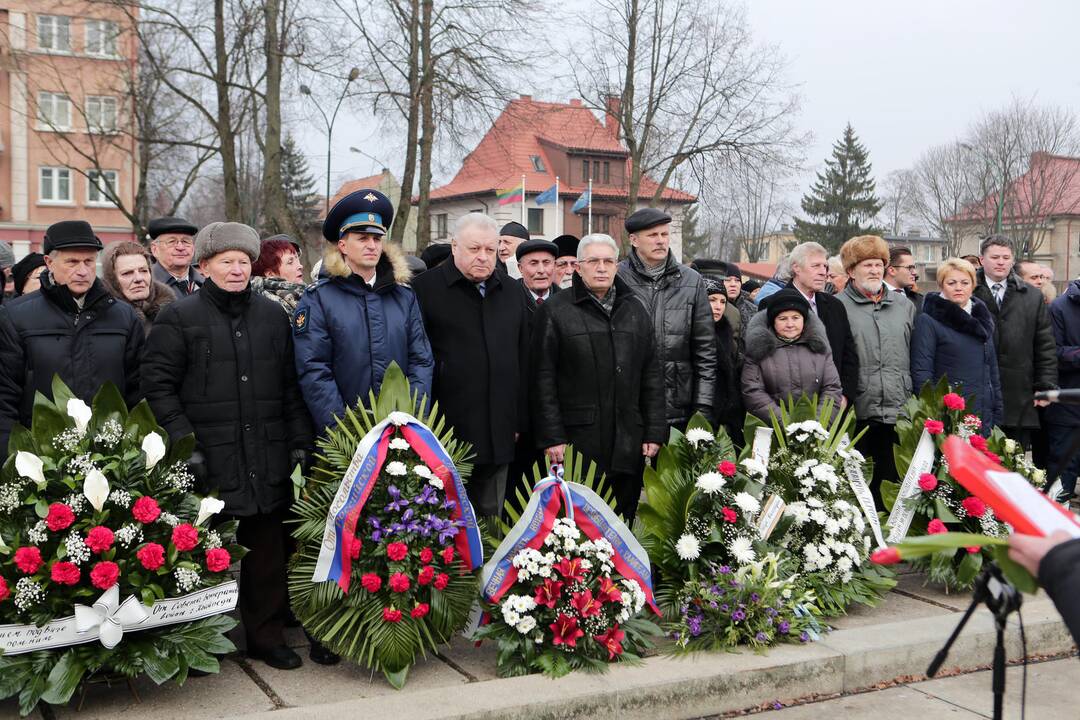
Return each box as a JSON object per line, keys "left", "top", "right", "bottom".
{"left": 300, "top": 67, "right": 361, "bottom": 214}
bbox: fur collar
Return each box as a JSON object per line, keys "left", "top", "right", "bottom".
{"left": 744, "top": 309, "right": 830, "bottom": 363}
{"left": 923, "top": 292, "right": 993, "bottom": 339}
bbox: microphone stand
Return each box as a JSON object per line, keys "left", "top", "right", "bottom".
{"left": 926, "top": 562, "right": 1022, "bottom": 720}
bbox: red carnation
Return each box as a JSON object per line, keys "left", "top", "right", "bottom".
{"left": 943, "top": 393, "right": 966, "bottom": 411}
{"left": 533, "top": 578, "right": 564, "bottom": 608}
{"left": 132, "top": 496, "right": 161, "bottom": 524}
{"left": 967, "top": 546, "right": 982, "bottom": 554}
{"left": 918, "top": 473, "right": 938, "bottom": 493}
{"left": 433, "top": 573, "right": 449, "bottom": 591}
{"left": 349, "top": 534, "right": 363, "bottom": 560}
{"left": 171, "top": 524, "right": 199, "bottom": 552}
{"left": 968, "top": 434, "right": 988, "bottom": 451}
{"left": 0, "top": 577, "right": 8, "bottom": 601}
{"left": 595, "top": 624, "right": 626, "bottom": 659}
{"left": 549, "top": 614, "right": 584, "bottom": 648}
{"left": 417, "top": 565, "right": 435, "bottom": 585}
{"left": 206, "top": 547, "right": 231, "bottom": 573}
{"left": 717, "top": 460, "right": 737, "bottom": 477}
{"left": 419, "top": 547, "right": 434, "bottom": 564}
{"left": 46, "top": 503, "right": 75, "bottom": 532}
{"left": 388, "top": 572, "right": 411, "bottom": 593}
{"left": 360, "top": 573, "right": 382, "bottom": 593}
{"left": 50, "top": 561, "right": 80, "bottom": 586}
{"left": 90, "top": 561, "right": 120, "bottom": 590}
{"left": 871, "top": 547, "right": 902, "bottom": 565}
{"left": 962, "top": 496, "right": 987, "bottom": 518}
{"left": 382, "top": 607, "right": 402, "bottom": 623}
{"left": 440, "top": 546, "right": 455, "bottom": 565}
{"left": 721, "top": 507, "right": 738, "bottom": 523}
{"left": 387, "top": 542, "right": 408, "bottom": 562}
{"left": 137, "top": 543, "right": 166, "bottom": 571}
{"left": 14, "top": 547, "right": 43, "bottom": 574}
{"left": 86, "top": 526, "right": 115, "bottom": 554}
{"left": 927, "top": 518, "right": 948, "bottom": 535}
{"left": 924, "top": 419, "right": 945, "bottom": 435}
{"left": 410, "top": 603, "right": 430, "bottom": 619}
{"left": 983, "top": 451, "right": 1002, "bottom": 464}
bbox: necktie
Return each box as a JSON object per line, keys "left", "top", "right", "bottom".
{"left": 992, "top": 282, "right": 1004, "bottom": 305}
{"left": 476, "top": 281, "right": 486, "bottom": 298}
{"left": 535, "top": 295, "right": 544, "bottom": 305}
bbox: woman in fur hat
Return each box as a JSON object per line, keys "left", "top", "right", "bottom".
{"left": 101, "top": 240, "right": 175, "bottom": 331}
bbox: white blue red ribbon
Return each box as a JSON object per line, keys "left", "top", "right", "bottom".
{"left": 312, "top": 412, "right": 483, "bottom": 593}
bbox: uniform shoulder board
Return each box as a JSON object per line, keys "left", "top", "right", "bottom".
{"left": 305, "top": 278, "right": 327, "bottom": 293}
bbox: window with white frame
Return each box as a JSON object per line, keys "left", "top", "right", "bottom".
{"left": 37, "top": 15, "right": 72, "bottom": 52}
{"left": 87, "top": 170, "right": 119, "bottom": 205}
{"left": 39, "top": 167, "right": 72, "bottom": 203}
{"left": 85, "top": 20, "right": 119, "bottom": 57}
{"left": 86, "top": 96, "right": 118, "bottom": 133}
{"left": 37, "top": 92, "right": 72, "bottom": 130}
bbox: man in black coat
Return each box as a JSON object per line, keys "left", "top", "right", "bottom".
{"left": 884, "top": 245, "right": 925, "bottom": 314}
{"left": 148, "top": 216, "right": 204, "bottom": 297}
{"left": 971, "top": 235, "right": 1057, "bottom": 443}
{"left": 0, "top": 221, "right": 144, "bottom": 452}
{"left": 532, "top": 233, "right": 665, "bottom": 521}
{"left": 412, "top": 213, "right": 529, "bottom": 517}
{"left": 617, "top": 208, "right": 716, "bottom": 431}
{"left": 142, "top": 221, "right": 314, "bottom": 671}
{"left": 785, "top": 241, "right": 860, "bottom": 405}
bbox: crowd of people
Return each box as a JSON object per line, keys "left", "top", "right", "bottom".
{"left": 0, "top": 186, "right": 1073, "bottom": 670}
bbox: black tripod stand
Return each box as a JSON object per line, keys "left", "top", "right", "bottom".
{"left": 926, "top": 563, "right": 1022, "bottom": 720}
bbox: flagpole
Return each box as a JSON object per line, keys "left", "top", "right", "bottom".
{"left": 521, "top": 174, "right": 526, "bottom": 227}
{"left": 555, "top": 176, "right": 560, "bottom": 237}
{"left": 587, "top": 178, "right": 593, "bottom": 235}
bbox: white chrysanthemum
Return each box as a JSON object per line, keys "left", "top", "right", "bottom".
{"left": 734, "top": 492, "right": 760, "bottom": 515}
{"left": 501, "top": 608, "right": 521, "bottom": 626}
{"left": 785, "top": 502, "right": 811, "bottom": 524}
{"left": 695, "top": 472, "right": 726, "bottom": 494}
{"left": 516, "top": 615, "right": 537, "bottom": 634}
{"left": 824, "top": 518, "right": 840, "bottom": 536}
{"left": 552, "top": 518, "right": 581, "bottom": 540}
{"left": 412, "top": 464, "right": 433, "bottom": 479}
{"left": 806, "top": 497, "right": 824, "bottom": 508}
{"left": 429, "top": 475, "right": 444, "bottom": 490}
{"left": 684, "top": 428, "right": 714, "bottom": 447}
{"left": 384, "top": 461, "right": 408, "bottom": 477}
{"left": 731, "top": 536, "right": 756, "bottom": 564}
{"left": 1004, "top": 438, "right": 1018, "bottom": 454}
{"left": 809, "top": 509, "right": 828, "bottom": 525}
{"left": 740, "top": 458, "right": 767, "bottom": 478}
{"left": 675, "top": 533, "right": 701, "bottom": 560}
{"left": 389, "top": 437, "right": 410, "bottom": 451}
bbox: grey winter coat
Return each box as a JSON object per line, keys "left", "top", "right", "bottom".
{"left": 741, "top": 311, "right": 842, "bottom": 421}
{"left": 838, "top": 283, "right": 916, "bottom": 424}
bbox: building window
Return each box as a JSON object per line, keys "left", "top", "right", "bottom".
{"left": 37, "top": 92, "right": 72, "bottom": 130}
{"left": 527, "top": 208, "right": 543, "bottom": 235}
{"left": 86, "top": 96, "right": 118, "bottom": 133}
{"left": 593, "top": 161, "right": 602, "bottom": 183}
{"left": 87, "top": 169, "right": 118, "bottom": 205}
{"left": 603, "top": 161, "right": 611, "bottom": 183}
{"left": 39, "top": 167, "right": 72, "bottom": 203}
{"left": 85, "top": 20, "right": 119, "bottom": 56}
{"left": 37, "top": 15, "right": 71, "bottom": 52}
{"left": 530, "top": 155, "right": 546, "bottom": 173}
{"left": 580, "top": 214, "right": 609, "bottom": 235}
{"left": 435, "top": 213, "right": 448, "bottom": 239}
{"left": 582, "top": 159, "right": 590, "bottom": 182}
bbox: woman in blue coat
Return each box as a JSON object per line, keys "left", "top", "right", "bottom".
{"left": 910, "top": 257, "right": 1002, "bottom": 431}
{"left": 292, "top": 189, "right": 433, "bottom": 433}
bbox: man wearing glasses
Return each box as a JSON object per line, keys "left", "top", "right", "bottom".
{"left": 147, "top": 216, "right": 204, "bottom": 297}
{"left": 884, "top": 245, "right": 924, "bottom": 313}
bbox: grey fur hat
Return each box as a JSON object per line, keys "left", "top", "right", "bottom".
{"left": 193, "top": 222, "right": 261, "bottom": 264}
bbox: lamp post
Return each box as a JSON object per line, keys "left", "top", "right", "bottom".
{"left": 300, "top": 67, "right": 361, "bottom": 214}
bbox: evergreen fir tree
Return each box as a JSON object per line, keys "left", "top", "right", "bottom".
{"left": 279, "top": 133, "right": 320, "bottom": 234}
{"left": 680, "top": 204, "right": 711, "bottom": 261}
{"left": 794, "top": 124, "right": 883, "bottom": 254}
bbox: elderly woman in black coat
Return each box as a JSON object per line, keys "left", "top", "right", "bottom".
{"left": 910, "top": 257, "right": 1002, "bottom": 431}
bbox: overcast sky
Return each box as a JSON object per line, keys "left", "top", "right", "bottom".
{"left": 296, "top": 0, "right": 1080, "bottom": 206}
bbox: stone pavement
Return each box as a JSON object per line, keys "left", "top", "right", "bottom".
{"left": 5, "top": 567, "right": 1076, "bottom": 720}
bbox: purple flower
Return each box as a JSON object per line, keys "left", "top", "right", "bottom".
{"left": 385, "top": 485, "right": 409, "bottom": 512}
{"left": 732, "top": 609, "right": 746, "bottom": 622}
{"left": 755, "top": 631, "right": 767, "bottom": 642}
{"left": 718, "top": 565, "right": 732, "bottom": 575}
{"left": 773, "top": 702, "right": 784, "bottom": 710}
{"left": 778, "top": 621, "right": 790, "bottom": 634}
{"left": 730, "top": 579, "right": 741, "bottom": 588}
{"left": 414, "top": 486, "right": 440, "bottom": 506}
{"left": 687, "top": 615, "right": 703, "bottom": 637}
{"left": 766, "top": 607, "right": 778, "bottom": 618}
{"left": 799, "top": 631, "right": 809, "bottom": 643}
{"left": 708, "top": 601, "right": 718, "bottom": 609}
{"left": 720, "top": 603, "right": 730, "bottom": 613}
{"left": 750, "top": 592, "right": 761, "bottom": 603}
{"left": 367, "top": 517, "right": 384, "bottom": 542}
{"left": 709, "top": 585, "right": 721, "bottom": 595}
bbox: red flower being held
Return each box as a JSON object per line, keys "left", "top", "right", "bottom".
{"left": 14, "top": 547, "right": 43, "bottom": 574}
{"left": 410, "top": 603, "right": 430, "bottom": 619}
{"left": 46, "top": 503, "right": 75, "bottom": 532}
{"left": 0, "top": 576, "right": 8, "bottom": 601}
{"left": 206, "top": 548, "right": 231, "bottom": 573}
{"left": 961, "top": 496, "right": 987, "bottom": 518}
{"left": 132, "top": 496, "right": 161, "bottom": 524}
{"left": 387, "top": 542, "right": 409, "bottom": 562}
{"left": 918, "top": 473, "right": 938, "bottom": 493}
{"left": 419, "top": 547, "right": 434, "bottom": 564}
{"left": 594, "top": 576, "right": 623, "bottom": 604}
{"left": 440, "top": 546, "right": 455, "bottom": 565}
{"left": 924, "top": 419, "right": 945, "bottom": 435}
{"left": 871, "top": 547, "right": 902, "bottom": 565}
{"left": 90, "top": 561, "right": 120, "bottom": 590}
{"left": 50, "top": 561, "right": 80, "bottom": 586}
{"left": 417, "top": 565, "right": 435, "bottom": 585}
{"left": 595, "top": 624, "right": 626, "bottom": 659}
{"left": 137, "top": 542, "right": 166, "bottom": 571}
{"left": 927, "top": 518, "right": 948, "bottom": 535}
{"left": 721, "top": 507, "right": 738, "bottom": 523}
{"left": 533, "top": 578, "right": 564, "bottom": 608}
{"left": 549, "top": 614, "right": 584, "bottom": 648}
{"left": 571, "top": 589, "right": 602, "bottom": 617}
{"left": 433, "top": 573, "right": 449, "bottom": 590}
{"left": 172, "top": 524, "right": 199, "bottom": 552}
{"left": 382, "top": 607, "right": 402, "bottom": 623}
{"left": 388, "top": 572, "right": 411, "bottom": 593}
{"left": 86, "top": 526, "right": 115, "bottom": 554}
{"left": 553, "top": 557, "right": 585, "bottom": 583}
{"left": 943, "top": 393, "right": 966, "bottom": 411}
{"left": 360, "top": 573, "right": 382, "bottom": 593}
{"left": 717, "top": 460, "right": 737, "bottom": 477}
{"left": 968, "top": 434, "right": 988, "bottom": 451}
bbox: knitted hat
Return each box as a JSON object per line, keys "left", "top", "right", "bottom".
{"left": 193, "top": 222, "right": 261, "bottom": 264}
{"left": 839, "top": 235, "right": 889, "bottom": 272}
{"left": 764, "top": 288, "right": 810, "bottom": 325}
{"left": 704, "top": 277, "right": 726, "bottom": 297}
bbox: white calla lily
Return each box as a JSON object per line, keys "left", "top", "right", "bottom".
{"left": 67, "top": 398, "right": 93, "bottom": 433}
{"left": 141, "top": 432, "right": 167, "bottom": 470}
{"left": 15, "top": 451, "right": 46, "bottom": 488}
{"left": 83, "top": 468, "right": 110, "bottom": 512}
{"left": 196, "top": 497, "right": 226, "bottom": 526}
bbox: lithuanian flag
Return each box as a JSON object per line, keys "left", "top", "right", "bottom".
{"left": 496, "top": 182, "right": 524, "bottom": 205}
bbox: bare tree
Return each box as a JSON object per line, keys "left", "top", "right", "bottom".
{"left": 700, "top": 156, "right": 793, "bottom": 263}
{"left": 878, "top": 169, "right": 919, "bottom": 236}
{"left": 909, "top": 143, "right": 976, "bottom": 257}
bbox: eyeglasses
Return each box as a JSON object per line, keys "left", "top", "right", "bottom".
{"left": 581, "top": 257, "right": 617, "bottom": 268}
{"left": 892, "top": 264, "right": 917, "bottom": 272}
{"left": 157, "top": 238, "right": 193, "bottom": 248}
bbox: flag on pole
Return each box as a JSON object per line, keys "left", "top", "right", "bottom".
{"left": 572, "top": 189, "right": 592, "bottom": 213}
{"left": 534, "top": 184, "right": 557, "bottom": 205}
{"left": 496, "top": 181, "right": 524, "bottom": 206}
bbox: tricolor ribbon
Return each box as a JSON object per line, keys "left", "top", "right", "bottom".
{"left": 311, "top": 412, "right": 483, "bottom": 593}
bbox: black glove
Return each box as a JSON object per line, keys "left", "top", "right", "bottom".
{"left": 290, "top": 448, "right": 312, "bottom": 474}
{"left": 187, "top": 448, "right": 208, "bottom": 487}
